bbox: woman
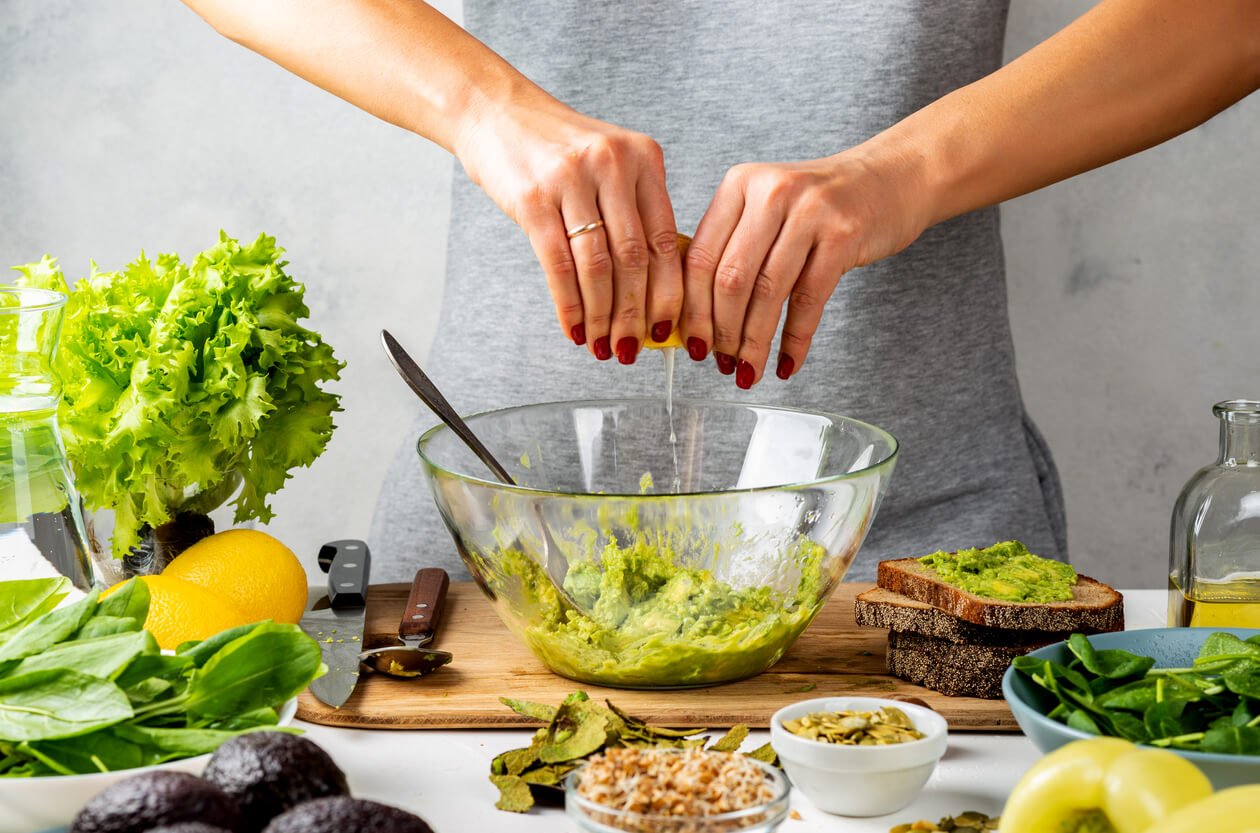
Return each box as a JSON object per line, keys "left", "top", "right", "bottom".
{"left": 184, "top": 0, "right": 1259, "bottom": 582}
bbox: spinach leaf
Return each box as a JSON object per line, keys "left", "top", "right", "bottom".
{"left": 1201, "top": 725, "right": 1260, "bottom": 755}
{"left": 0, "top": 577, "right": 70, "bottom": 641}
{"left": 0, "top": 590, "right": 100, "bottom": 663}
{"left": 22, "top": 729, "right": 152, "bottom": 775}
{"left": 210, "top": 707, "right": 280, "bottom": 731}
{"left": 9, "top": 631, "right": 157, "bottom": 680}
{"left": 1144, "top": 700, "right": 1190, "bottom": 740}
{"left": 1068, "top": 633, "right": 1155, "bottom": 679}
{"left": 113, "top": 654, "right": 192, "bottom": 691}
{"left": 1199, "top": 632, "right": 1260, "bottom": 662}
{"left": 1097, "top": 679, "right": 1159, "bottom": 712}
{"left": 177, "top": 621, "right": 264, "bottom": 668}
{"left": 1231, "top": 698, "right": 1258, "bottom": 727}
{"left": 1067, "top": 709, "right": 1102, "bottom": 734}
{"left": 76, "top": 616, "right": 141, "bottom": 640}
{"left": 111, "top": 725, "right": 244, "bottom": 759}
{"left": 1223, "top": 660, "right": 1260, "bottom": 699}
{"left": 0, "top": 670, "right": 132, "bottom": 741}
{"left": 183, "top": 623, "right": 321, "bottom": 720}
{"left": 95, "top": 579, "right": 150, "bottom": 622}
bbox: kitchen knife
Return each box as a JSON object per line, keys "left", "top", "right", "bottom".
{"left": 300, "top": 539, "right": 371, "bottom": 709}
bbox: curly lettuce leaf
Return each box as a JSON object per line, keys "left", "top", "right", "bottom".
{"left": 12, "top": 233, "right": 343, "bottom": 555}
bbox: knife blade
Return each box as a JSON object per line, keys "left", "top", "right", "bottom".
{"left": 300, "top": 539, "right": 371, "bottom": 709}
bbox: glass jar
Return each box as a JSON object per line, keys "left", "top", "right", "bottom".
{"left": 1168, "top": 400, "right": 1260, "bottom": 627}
{"left": 0, "top": 286, "right": 95, "bottom": 589}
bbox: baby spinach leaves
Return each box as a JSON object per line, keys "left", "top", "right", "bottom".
{"left": 1016, "top": 631, "right": 1260, "bottom": 754}
{"left": 0, "top": 577, "right": 323, "bottom": 777}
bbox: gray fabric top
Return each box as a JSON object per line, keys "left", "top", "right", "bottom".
{"left": 371, "top": 0, "right": 1067, "bottom": 583}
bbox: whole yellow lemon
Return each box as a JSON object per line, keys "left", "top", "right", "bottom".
{"left": 163, "top": 529, "right": 309, "bottom": 626}
{"left": 103, "top": 574, "right": 254, "bottom": 651}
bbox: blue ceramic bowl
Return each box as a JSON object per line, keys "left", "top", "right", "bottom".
{"left": 1003, "top": 627, "right": 1260, "bottom": 788}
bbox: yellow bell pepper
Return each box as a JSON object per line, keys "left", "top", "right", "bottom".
{"left": 1145, "top": 786, "right": 1260, "bottom": 833}
{"left": 1001, "top": 738, "right": 1213, "bottom": 833}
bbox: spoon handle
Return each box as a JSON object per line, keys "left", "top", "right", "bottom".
{"left": 381, "top": 329, "right": 516, "bottom": 485}
{"left": 399, "top": 567, "right": 449, "bottom": 646}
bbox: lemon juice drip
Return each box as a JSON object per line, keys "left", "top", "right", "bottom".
{"left": 1169, "top": 574, "right": 1260, "bottom": 628}
{"left": 662, "top": 347, "right": 680, "bottom": 493}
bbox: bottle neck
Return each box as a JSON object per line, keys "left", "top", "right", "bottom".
{"left": 1219, "top": 418, "right": 1260, "bottom": 467}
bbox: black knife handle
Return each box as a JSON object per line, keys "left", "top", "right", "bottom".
{"left": 322, "top": 540, "right": 371, "bottom": 608}
{"left": 399, "top": 568, "right": 449, "bottom": 643}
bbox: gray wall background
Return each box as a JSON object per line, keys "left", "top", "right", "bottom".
{"left": 2, "top": 1, "right": 1256, "bottom": 588}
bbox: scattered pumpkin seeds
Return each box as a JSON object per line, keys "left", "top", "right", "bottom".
{"left": 889, "top": 810, "right": 1001, "bottom": 833}
{"left": 783, "top": 706, "right": 924, "bottom": 745}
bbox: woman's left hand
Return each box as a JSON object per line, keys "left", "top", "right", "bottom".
{"left": 682, "top": 149, "right": 929, "bottom": 388}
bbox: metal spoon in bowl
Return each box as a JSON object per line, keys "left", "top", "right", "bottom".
{"left": 380, "top": 330, "right": 581, "bottom": 612}
{"left": 359, "top": 567, "right": 453, "bottom": 678}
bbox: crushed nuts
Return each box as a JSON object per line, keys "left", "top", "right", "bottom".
{"left": 574, "top": 747, "right": 779, "bottom": 831}
{"left": 783, "top": 706, "right": 925, "bottom": 745}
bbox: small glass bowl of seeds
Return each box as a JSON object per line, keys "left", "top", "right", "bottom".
{"left": 770, "top": 696, "right": 948, "bottom": 817}
{"left": 564, "top": 746, "right": 791, "bottom": 833}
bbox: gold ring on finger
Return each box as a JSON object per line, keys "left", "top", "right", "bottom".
{"left": 566, "top": 219, "right": 605, "bottom": 239}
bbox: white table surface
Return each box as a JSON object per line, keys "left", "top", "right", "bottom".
{"left": 298, "top": 589, "right": 1166, "bottom": 833}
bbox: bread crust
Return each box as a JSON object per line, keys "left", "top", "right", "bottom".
{"left": 885, "top": 630, "right": 1043, "bottom": 699}
{"left": 876, "top": 558, "right": 1124, "bottom": 631}
{"left": 855, "top": 587, "right": 1077, "bottom": 645}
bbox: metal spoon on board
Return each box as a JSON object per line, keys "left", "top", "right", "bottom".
{"left": 379, "top": 330, "right": 581, "bottom": 612}
{"left": 359, "top": 567, "right": 453, "bottom": 678}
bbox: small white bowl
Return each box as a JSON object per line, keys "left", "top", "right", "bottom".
{"left": 0, "top": 698, "right": 297, "bottom": 833}
{"left": 770, "top": 696, "right": 948, "bottom": 817}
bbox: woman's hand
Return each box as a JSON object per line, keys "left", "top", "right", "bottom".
{"left": 455, "top": 93, "right": 683, "bottom": 365}
{"left": 682, "top": 148, "right": 929, "bottom": 387}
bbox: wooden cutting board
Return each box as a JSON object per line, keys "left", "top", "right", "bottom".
{"left": 296, "top": 582, "right": 1018, "bottom": 731}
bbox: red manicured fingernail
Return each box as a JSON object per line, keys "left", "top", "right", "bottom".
{"left": 736, "top": 360, "right": 755, "bottom": 389}
{"left": 686, "top": 337, "right": 707, "bottom": 361}
{"left": 776, "top": 353, "right": 794, "bottom": 380}
{"left": 651, "top": 321, "right": 672, "bottom": 343}
{"left": 593, "top": 336, "right": 612, "bottom": 361}
{"left": 616, "top": 337, "right": 639, "bottom": 365}
{"left": 571, "top": 323, "right": 586, "bottom": 345}
{"left": 714, "top": 352, "right": 736, "bottom": 375}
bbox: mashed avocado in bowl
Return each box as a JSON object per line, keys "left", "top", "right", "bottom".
{"left": 417, "top": 398, "right": 899, "bottom": 689}
{"left": 484, "top": 534, "right": 829, "bottom": 688}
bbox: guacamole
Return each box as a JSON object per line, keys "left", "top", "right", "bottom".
{"left": 918, "top": 540, "right": 1076, "bottom": 603}
{"left": 483, "top": 534, "right": 830, "bottom": 688}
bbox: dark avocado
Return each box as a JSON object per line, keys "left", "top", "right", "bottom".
{"left": 69, "top": 771, "right": 241, "bottom": 833}
{"left": 261, "top": 797, "right": 434, "bottom": 833}
{"left": 202, "top": 732, "right": 349, "bottom": 832}
{"left": 146, "top": 825, "right": 234, "bottom": 833}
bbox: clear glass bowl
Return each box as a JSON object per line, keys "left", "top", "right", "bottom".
{"left": 417, "top": 398, "right": 897, "bottom": 689}
{"left": 563, "top": 755, "right": 791, "bottom": 833}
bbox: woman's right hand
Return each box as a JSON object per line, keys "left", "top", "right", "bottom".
{"left": 453, "top": 93, "right": 683, "bottom": 364}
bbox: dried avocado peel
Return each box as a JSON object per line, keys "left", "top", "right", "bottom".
{"left": 489, "top": 691, "right": 776, "bottom": 813}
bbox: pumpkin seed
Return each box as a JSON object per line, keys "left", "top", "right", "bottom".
{"left": 783, "top": 706, "right": 925, "bottom": 745}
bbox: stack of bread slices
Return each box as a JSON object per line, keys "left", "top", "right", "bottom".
{"left": 855, "top": 557, "right": 1125, "bottom": 699}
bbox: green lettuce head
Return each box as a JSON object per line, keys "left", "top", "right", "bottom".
{"left": 13, "top": 232, "right": 343, "bottom": 556}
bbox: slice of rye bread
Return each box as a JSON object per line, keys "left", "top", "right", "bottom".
{"left": 885, "top": 630, "right": 1048, "bottom": 699}
{"left": 876, "top": 558, "right": 1124, "bottom": 632}
{"left": 854, "top": 587, "right": 1078, "bottom": 646}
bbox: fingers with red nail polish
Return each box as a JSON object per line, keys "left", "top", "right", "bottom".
{"left": 593, "top": 336, "right": 612, "bottom": 361}
{"left": 735, "top": 360, "right": 755, "bottom": 390}
{"left": 686, "top": 337, "right": 707, "bottom": 361}
{"left": 651, "top": 321, "right": 672, "bottom": 343}
{"left": 776, "top": 353, "right": 794, "bottom": 380}
{"left": 714, "top": 352, "right": 736, "bottom": 375}
{"left": 616, "top": 337, "right": 639, "bottom": 365}
{"left": 571, "top": 323, "right": 586, "bottom": 346}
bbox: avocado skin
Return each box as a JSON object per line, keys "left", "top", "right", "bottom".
{"left": 146, "top": 825, "right": 234, "bottom": 833}
{"left": 69, "top": 771, "right": 241, "bottom": 833}
{"left": 203, "top": 732, "right": 349, "bottom": 832}
{"left": 262, "top": 797, "right": 434, "bottom": 833}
